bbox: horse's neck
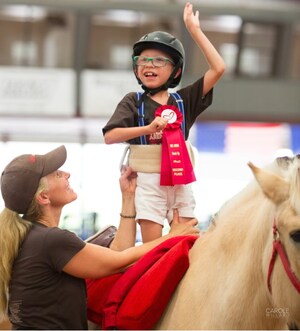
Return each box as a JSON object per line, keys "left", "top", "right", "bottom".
{"left": 177, "top": 185, "right": 278, "bottom": 329}
{"left": 157, "top": 163, "right": 297, "bottom": 330}
{"left": 204, "top": 183, "right": 274, "bottom": 277}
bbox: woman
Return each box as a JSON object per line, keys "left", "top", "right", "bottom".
{"left": 0, "top": 145, "right": 199, "bottom": 330}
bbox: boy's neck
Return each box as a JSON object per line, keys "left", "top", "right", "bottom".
{"left": 148, "top": 90, "right": 170, "bottom": 105}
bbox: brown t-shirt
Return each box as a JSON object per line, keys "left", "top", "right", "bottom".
{"left": 102, "top": 77, "right": 213, "bottom": 144}
{"left": 8, "top": 223, "right": 87, "bottom": 330}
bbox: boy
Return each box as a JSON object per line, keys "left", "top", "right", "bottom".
{"left": 103, "top": 2, "right": 225, "bottom": 242}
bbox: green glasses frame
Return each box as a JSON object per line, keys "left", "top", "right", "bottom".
{"left": 133, "top": 56, "right": 174, "bottom": 67}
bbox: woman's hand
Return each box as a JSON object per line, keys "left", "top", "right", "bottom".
{"left": 119, "top": 166, "right": 137, "bottom": 196}
{"left": 169, "top": 209, "right": 200, "bottom": 236}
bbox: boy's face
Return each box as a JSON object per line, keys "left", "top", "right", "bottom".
{"left": 135, "top": 49, "right": 177, "bottom": 90}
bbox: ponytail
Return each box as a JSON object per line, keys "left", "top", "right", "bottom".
{"left": 0, "top": 209, "right": 32, "bottom": 321}
{"left": 0, "top": 176, "right": 47, "bottom": 321}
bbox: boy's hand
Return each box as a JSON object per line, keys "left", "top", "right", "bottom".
{"left": 183, "top": 2, "right": 201, "bottom": 32}
{"left": 148, "top": 117, "right": 168, "bottom": 134}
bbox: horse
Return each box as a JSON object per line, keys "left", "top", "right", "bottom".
{"left": 154, "top": 154, "right": 300, "bottom": 330}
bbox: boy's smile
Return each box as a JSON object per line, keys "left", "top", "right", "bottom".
{"left": 136, "top": 49, "right": 174, "bottom": 88}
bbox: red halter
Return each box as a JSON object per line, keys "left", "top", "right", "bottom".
{"left": 267, "top": 218, "right": 300, "bottom": 294}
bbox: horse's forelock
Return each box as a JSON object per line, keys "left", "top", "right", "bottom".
{"left": 276, "top": 156, "right": 293, "bottom": 170}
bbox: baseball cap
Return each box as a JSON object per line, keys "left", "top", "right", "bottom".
{"left": 1, "top": 145, "right": 67, "bottom": 214}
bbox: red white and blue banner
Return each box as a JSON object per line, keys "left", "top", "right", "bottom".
{"left": 194, "top": 122, "right": 300, "bottom": 155}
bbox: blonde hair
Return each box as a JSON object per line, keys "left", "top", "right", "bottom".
{"left": 0, "top": 177, "right": 48, "bottom": 321}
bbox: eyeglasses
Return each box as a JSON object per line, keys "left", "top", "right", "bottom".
{"left": 133, "top": 56, "right": 174, "bottom": 68}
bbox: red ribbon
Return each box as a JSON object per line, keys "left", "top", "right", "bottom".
{"left": 155, "top": 105, "right": 196, "bottom": 186}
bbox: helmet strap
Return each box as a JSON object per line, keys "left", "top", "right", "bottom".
{"left": 140, "top": 60, "right": 182, "bottom": 96}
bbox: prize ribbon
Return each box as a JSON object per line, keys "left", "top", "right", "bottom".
{"left": 155, "top": 105, "right": 196, "bottom": 186}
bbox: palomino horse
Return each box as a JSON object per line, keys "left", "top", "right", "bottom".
{"left": 155, "top": 155, "right": 300, "bottom": 330}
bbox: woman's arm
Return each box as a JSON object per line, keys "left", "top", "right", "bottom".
{"left": 63, "top": 165, "right": 199, "bottom": 279}
{"left": 109, "top": 166, "right": 137, "bottom": 251}
{"left": 63, "top": 210, "right": 199, "bottom": 279}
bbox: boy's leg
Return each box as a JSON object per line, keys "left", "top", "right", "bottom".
{"left": 139, "top": 219, "right": 163, "bottom": 243}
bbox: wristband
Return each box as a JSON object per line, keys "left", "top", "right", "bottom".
{"left": 120, "top": 213, "right": 136, "bottom": 219}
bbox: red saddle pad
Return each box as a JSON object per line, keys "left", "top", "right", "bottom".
{"left": 87, "top": 235, "right": 198, "bottom": 330}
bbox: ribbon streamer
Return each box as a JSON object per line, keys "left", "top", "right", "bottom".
{"left": 155, "top": 105, "right": 196, "bottom": 186}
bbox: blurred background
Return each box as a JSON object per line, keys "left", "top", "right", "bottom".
{"left": 0, "top": 0, "right": 299, "bottom": 239}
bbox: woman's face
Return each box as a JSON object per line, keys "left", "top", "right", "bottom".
{"left": 46, "top": 170, "right": 77, "bottom": 208}
{"left": 135, "top": 49, "right": 175, "bottom": 90}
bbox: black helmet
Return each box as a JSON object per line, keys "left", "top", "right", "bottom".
{"left": 132, "top": 31, "right": 185, "bottom": 94}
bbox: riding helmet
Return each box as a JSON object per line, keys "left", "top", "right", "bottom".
{"left": 132, "top": 31, "right": 185, "bottom": 93}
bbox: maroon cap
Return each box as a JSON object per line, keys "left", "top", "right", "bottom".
{"left": 1, "top": 145, "right": 67, "bottom": 214}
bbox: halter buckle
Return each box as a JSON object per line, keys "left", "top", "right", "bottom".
{"left": 272, "top": 218, "right": 280, "bottom": 241}
{"left": 273, "top": 228, "right": 280, "bottom": 241}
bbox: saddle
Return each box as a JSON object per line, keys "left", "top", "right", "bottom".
{"left": 86, "top": 235, "right": 198, "bottom": 330}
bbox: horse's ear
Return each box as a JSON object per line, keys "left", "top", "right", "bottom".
{"left": 248, "top": 162, "right": 290, "bottom": 204}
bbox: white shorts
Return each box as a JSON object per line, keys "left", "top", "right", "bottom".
{"left": 135, "top": 172, "right": 196, "bottom": 226}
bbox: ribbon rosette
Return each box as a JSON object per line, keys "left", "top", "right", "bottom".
{"left": 155, "top": 105, "right": 196, "bottom": 186}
